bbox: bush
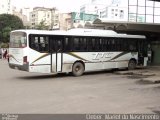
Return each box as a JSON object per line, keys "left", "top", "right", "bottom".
{"left": 0, "top": 43, "right": 9, "bottom": 48}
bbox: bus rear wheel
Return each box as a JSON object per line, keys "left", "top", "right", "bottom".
{"left": 72, "top": 62, "right": 84, "bottom": 76}
{"left": 128, "top": 60, "right": 136, "bottom": 70}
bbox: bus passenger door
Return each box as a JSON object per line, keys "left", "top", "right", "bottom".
{"left": 50, "top": 36, "right": 63, "bottom": 73}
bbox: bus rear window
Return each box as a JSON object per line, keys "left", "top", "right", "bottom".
{"left": 10, "top": 32, "right": 27, "bottom": 48}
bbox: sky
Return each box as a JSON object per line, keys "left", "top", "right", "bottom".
{"left": 11, "top": 0, "right": 91, "bottom": 12}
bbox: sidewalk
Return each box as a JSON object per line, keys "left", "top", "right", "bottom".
{"left": 114, "top": 66, "right": 160, "bottom": 84}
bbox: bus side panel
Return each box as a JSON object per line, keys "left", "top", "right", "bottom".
{"left": 116, "top": 61, "right": 128, "bottom": 68}
{"left": 62, "top": 52, "right": 116, "bottom": 72}
{"left": 85, "top": 62, "right": 104, "bottom": 71}
{"left": 62, "top": 53, "right": 81, "bottom": 73}
{"left": 28, "top": 49, "right": 51, "bottom": 73}
{"left": 9, "top": 48, "right": 24, "bottom": 65}
{"left": 114, "top": 52, "right": 138, "bottom": 68}
{"left": 62, "top": 52, "right": 104, "bottom": 72}
{"left": 62, "top": 52, "right": 138, "bottom": 73}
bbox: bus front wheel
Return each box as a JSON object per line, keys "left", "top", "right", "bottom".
{"left": 128, "top": 60, "right": 136, "bottom": 70}
{"left": 72, "top": 62, "right": 84, "bottom": 76}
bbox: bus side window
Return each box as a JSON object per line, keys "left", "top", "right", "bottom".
{"left": 29, "top": 35, "right": 39, "bottom": 51}
{"left": 122, "top": 38, "right": 129, "bottom": 51}
{"left": 94, "top": 38, "right": 101, "bottom": 51}
{"left": 34, "top": 37, "right": 39, "bottom": 51}
{"left": 72, "top": 37, "right": 88, "bottom": 52}
{"left": 129, "top": 39, "right": 137, "bottom": 51}
{"left": 111, "top": 39, "right": 115, "bottom": 51}
{"left": 64, "top": 37, "right": 69, "bottom": 51}
{"left": 64, "top": 37, "right": 72, "bottom": 52}
{"left": 83, "top": 38, "right": 87, "bottom": 51}
{"left": 102, "top": 38, "right": 106, "bottom": 51}
{"left": 87, "top": 37, "right": 92, "bottom": 52}
{"left": 99, "top": 38, "right": 103, "bottom": 51}
{"left": 29, "top": 35, "right": 49, "bottom": 53}
{"left": 116, "top": 38, "right": 121, "bottom": 51}
{"left": 39, "top": 36, "right": 49, "bottom": 52}
{"left": 91, "top": 38, "right": 96, "bottom": 51}
{"left": 73, "top": 37, "right": 80, "bottom": 51}
{"left": 40, "top": 37, "right": 45, "bottom": 51}
{"left": 49, "top": 36, "right": 56, "bottom": 52}
{"left": 57, "top": 39, "right": 62, "bottom": 52}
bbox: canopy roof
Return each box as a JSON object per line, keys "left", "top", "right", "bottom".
{"left": 93, "top": 18, "right": 160, "bottom": 36}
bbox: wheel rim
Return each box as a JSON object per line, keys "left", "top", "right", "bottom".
{"left": 129, "top": 61, "right": 135, "bottom": 69}
{"left": 75, "top": 66, "right": 80, "bottom": 72}
{"left": 73, "top": 62, "right": 84, "bottom": 76}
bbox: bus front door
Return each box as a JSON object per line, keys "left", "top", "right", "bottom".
{"left": 50, "top": 36, "right": 63, "bottom": 73}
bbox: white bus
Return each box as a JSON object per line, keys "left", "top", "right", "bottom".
{"left": 9, "top": 29, "right": 149, "bottom": 76}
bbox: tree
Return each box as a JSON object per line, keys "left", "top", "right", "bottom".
{"left": 35, "top": 20, "right": 49, "bottom": 30}
{"left": 0, "top": 14, "right": 24, "bottom": 43}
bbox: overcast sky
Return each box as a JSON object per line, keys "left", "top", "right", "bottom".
{"left": 11, "top": 0, "right": 91, "bottom": 12}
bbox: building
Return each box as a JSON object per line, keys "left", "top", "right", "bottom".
{"left": 80, "top": 0, "right": 128, "bottom": 21}
{"left": 80, "top": 4, "right": 106, "bottom": 15}
{"left": 128, "top": 0, "right": 160, "bottom": 23}
{"left": 93, "top": 0, "right": 160, "bottom": 65}
{"left": 71, "top": 12, "right": 98, "bottom": 28}
{"left": 12, "top": 7, "right": 30, "bottom": 28}
{"left": 0, "top": 0, "right": 11, "bottom": 14}
{"left": 99, "top": 5, "right": 128, "bottom": 21}
{"left": 59, "top": 13, "right": 72, "bottom": 30}
{"left": 30, "top": 7, "right": 59, "bottom": 29}
{"left": 23, "top": 7, "right": 32, "bottom": 21}
{"left": 80, "top": 0, "right": 112, "bottom": 15}
{"left": 58, "top": 12, "right": 98, "bottom": 30}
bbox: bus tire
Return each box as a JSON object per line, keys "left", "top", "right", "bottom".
{"left": 72, "top": 62, "right": 84, "bottom": 76}
{"left": 128, "top": 59, "right": 136, "bottom": 70}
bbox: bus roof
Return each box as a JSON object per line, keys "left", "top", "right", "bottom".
{"left": 11, "top": 28, "right": 146, "bottom": 39}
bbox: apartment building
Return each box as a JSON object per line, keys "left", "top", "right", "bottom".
{"left": 99, "top": 5, "right": 128, "bottom": 21}
{"left": 30, "top": 7, "right": 59, "bottom": 29}
{"left": 80, "top": 4, "right": 106, "bottom": 15}
{"left": 81, "top": 0, "right": 128, "bottom": 21}
{"left": 0, "top": 0, "right": 11, "bottom": 14}
{"left": 12, "top": 7, "right": 30, "bottom": 27}
{"left": 59, "top": 13, "right": 72, "bottom": 30}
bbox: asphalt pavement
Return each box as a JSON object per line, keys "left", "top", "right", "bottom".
{"left": 0, "top": 59, "right": 160, "bottom": 114}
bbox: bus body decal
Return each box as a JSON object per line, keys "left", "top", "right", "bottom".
{"left": 9, "top": 54, "right": 21, "bottom": 63}
{"left": 110, "top": 52, "right": 130, "bottom": 61}
{"left": 30, "top": 53, "right": 49, "bottom": 65}
{"left": 67, "top": 52, "right": 89, "bottom": 62}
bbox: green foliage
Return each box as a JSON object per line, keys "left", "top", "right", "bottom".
{"left": 35, "top": 20, "right": 49, "bottom": 30}
{"left": 0, "top": 42, "right": 9, "bottom": 48}
{"left": 0, "top": 14, "right": 24, "bottom": 43}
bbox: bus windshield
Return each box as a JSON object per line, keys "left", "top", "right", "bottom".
{"left": 10, "top": 32, "right": 27, "bottom": 48}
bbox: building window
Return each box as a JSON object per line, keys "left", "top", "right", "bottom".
{"left": 138, "top": 0, "right": 145, "bottom": 6}
{"left": 146, "top": 15, "right": 153, "bottom": 23}
{"left": 129, "top": 0, "right": 137, "bottom": 5}
{"left": 146, "top": 0, "right": 154, "bottom": 7}
{"left": 138, "top": 7, "right": 145, "bottom": 14}
{"left": 29, "top": 35, "right": 49, "bottom": 52}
